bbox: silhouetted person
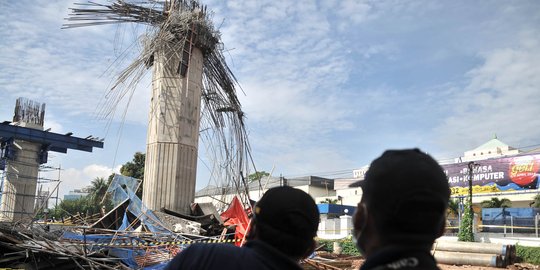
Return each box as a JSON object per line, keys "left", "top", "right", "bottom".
{"left": 165, "top": 186, "right": 320, "bottom": 270}
{"left": 350, "top": 149, "right": 450, "bottom": 270}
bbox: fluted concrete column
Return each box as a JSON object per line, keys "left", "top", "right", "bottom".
{"left": 0, "top": 125, "right": 42, "bottom": 223}
{"left": 142, "top": 45, "right": 203, "bottom": 215}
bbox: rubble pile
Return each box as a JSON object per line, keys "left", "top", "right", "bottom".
{"left": 0, "top": 175, "right": 240, "bottom": 269}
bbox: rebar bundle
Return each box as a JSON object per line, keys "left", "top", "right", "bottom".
{"left": 13, "top": 97, "right": 46, "bottom": 126}
{"left": 64, "top": 0, "right": 254, "bottom": 205}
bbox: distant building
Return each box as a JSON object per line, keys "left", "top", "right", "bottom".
{"left": 34, "top": 190, "right": 49, "bottom": 210}
{"left": 63, "top": 186, "right": 91, "bottom": 201}
{"left": 456, "top": 135, "right": 521, "bottom": 163}
{"left": 344, "top": 136, "right": 539, "bottom": 208}
{"left": 194, "top": 176, "right": 335, "bottom": 212}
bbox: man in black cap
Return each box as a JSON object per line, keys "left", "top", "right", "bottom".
{"left": 165, "top": 186, "right": 320, "bottom": 270}
{"left": 351, "top": 148, "right": 450, "bottom": 270}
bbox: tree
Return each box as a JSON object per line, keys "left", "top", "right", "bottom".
{"left": 89, "top": 177, "right": 108, "bottom": 205}
{"left": 320, "top": 198, "right": 339, "bottom": 204}
{"left": 458, "top": 199, "right": 474, "bottom": 242}
{"left": 480, "top": 198, "right": 512, "bottom": 208}
{"left": 532, "top": 194, "right": 540, "bottom": 208}
{"left": 120, "top": 152, "right": 145, "bottom": 197}
{"left": 447, "top": 198, "right": 459, "bottom": 218}
{"left": 120, "top": 152, "right": 145, "bottom": 180}
{"left": 248, "top": 171, "right": 270, "bottom": 182}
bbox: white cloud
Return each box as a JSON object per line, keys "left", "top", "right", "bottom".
{"left": 337, "top": 0, "right": 374, "bottom": 24}
{"left": 3, "top": 0, "right": 540, "bottom": 190}
{"left": 437, "top": 31, "right": 540, "bottom": 151}
{"left": 0, "top": 1, "right": 151, "bottom": 127}
{"left": 40, "top": 164, "right": 121, "bottom": 202}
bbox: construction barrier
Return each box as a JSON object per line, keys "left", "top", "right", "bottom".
{"left": 71, "top": 237, "right": 242, "bottom": 247}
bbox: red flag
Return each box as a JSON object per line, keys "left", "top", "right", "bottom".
{"left": 220, "top": 196, "right": 250, "bottom": 246}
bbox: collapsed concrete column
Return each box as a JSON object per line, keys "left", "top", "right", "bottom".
{"left": 142, "top": 43, "right": 203, "bottom": 215}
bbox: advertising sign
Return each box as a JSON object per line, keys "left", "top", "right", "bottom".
{"left": 441, "top": 154, "right": 540, "bottom": 195}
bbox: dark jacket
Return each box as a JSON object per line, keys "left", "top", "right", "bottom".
{"left": 360, "top": 246, "right": 440, "bottom": 270}
{"left": 165, "top": 240, "right": 303, "bottom": 270}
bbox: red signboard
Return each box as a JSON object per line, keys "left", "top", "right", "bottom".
{"left": 441, "top": 154, "right": 540, "bottom": 195}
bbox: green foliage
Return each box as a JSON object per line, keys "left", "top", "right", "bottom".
{"left": 340, "top": 238, "right": 360, "bottom": 255}
{"left": 49, "top": 195, "right": 114, "bottom": 219}
{"left": 120, "top": 152, "right": 145, "bottom": 180}
{"left": 248, "top": 171, "right": 270, "bottom": 182}
{"left": 316, "top": 237, "right": 361, "bottom": 256}
{"left": 533, "top": 194, "right": 540, "bottom": 208}
{"left": 44, "top": 176, "right": 114, "bottom": 220}
{"left": 320, "top": 198, "right": 339, "bottom": 204}
{"left": 316, "top": 238, "right": 333, "bottom": 251}
{"left": 89, "top": 177, "right": 108, "bottom": 205}
{"left": 447, "top": 198, "right": 459, "bottom": 217}
{"left": 120, "top": 152, "right": 145, "bottom": 197}
{"left": 480, "top": 197, "right": 512, "bottom": 208}
{"left": 53, "top": 197, "right": 95, "bottom": 218}
{"left": 458, "top": 199, "right": 474, "bottom": 242}
{"left": 516, "top": 245, "right": 540, "bottom": 265}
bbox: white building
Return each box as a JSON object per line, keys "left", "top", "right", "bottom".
{"left": 457, "top": 135, "right": 521, "bottom": 163}
{"left": 63, "top": 186, "right": 91, "bottom": 201}
{"left": 194, "top": 176, "right": 335, "bottom": 212}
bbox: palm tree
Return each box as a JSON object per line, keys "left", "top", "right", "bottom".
{"left": 480, "top": 198, "right": 512, "bottom": 208}
{"left": 447, "top": 198, "right": 460, "bottom": 218}
{"left": 89, "top": 177, "right": 108, "bottom": 205}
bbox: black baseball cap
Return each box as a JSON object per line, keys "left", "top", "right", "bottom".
{"left": 254, "top": 186, "right": 319, "bottom": 240}
{"left": 351, "top": 149, "right": 450, "bottom": 239}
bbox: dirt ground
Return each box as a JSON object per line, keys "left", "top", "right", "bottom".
{"left": 349, "top": 260, "right": 539, "bottom": 270}
{"left": 438, "top": 263, "right": 539, "bottom": 270}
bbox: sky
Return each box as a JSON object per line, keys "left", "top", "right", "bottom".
{"left": 1, "top": 1, "right": 540, "bottom": 202}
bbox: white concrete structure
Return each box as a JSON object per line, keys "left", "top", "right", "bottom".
{"left": 194, "top": 176, "right": 335, "bottom": 212}
{"left": 142, "top": 43, "right": 204, "bottom": 215}
{"left": 0, "top": 139, "right": 41, "bottom": 222}
{"left": 457, "top": 135, "right": 521, "bottom": 163}
{"left": 317, "top": 214, "right": 354, "bottom": 240}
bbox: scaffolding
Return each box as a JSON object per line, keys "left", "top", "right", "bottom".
{"left": 0, "top": 157, "right": 61, "bottom": 223}
{"left": 35, "top": 165, "right": 62, "bottom": 214}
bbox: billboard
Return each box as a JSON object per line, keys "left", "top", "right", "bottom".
{"left": 441, "top": 154, "right": 540, "bottom": 195}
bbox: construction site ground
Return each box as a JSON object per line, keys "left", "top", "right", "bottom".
{"left": 332, "top": 259, "right": 538, "bottom": 270}
{"left": 308, "top": 253, "right": 539, "bottom": 270}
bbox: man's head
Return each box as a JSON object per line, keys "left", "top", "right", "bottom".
{"left": 351, "top": 148, "right": 450, "bottom": 255}
{"left": 248, "top": 186, "right": 320, "bottom": 260}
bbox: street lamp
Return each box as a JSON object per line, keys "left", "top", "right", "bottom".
{"left": 468, "top": 161, "right": 479, "bottom": 235}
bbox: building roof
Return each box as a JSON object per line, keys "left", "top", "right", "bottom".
{"left": 195, "top": 176, "right": 334, "bottom": 198}
{"left": 471, "top": 135, "right": 513, "bottom": 151}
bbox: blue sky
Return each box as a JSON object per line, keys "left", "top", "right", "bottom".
{"left": 1, "top": 1, "right": 539, "bottom": 199}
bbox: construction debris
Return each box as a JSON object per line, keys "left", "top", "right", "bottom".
{"left": 0, "top": 174, "right": 247, "bottom": 269}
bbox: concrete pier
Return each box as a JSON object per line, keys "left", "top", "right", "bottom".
{"left": 0, "top": 98, "right": 103, "bottom": 223}
{"left": 0, "top": 135, "right": 42, "bottom": 223}
{"left": 142, "top": 44, "right": 203, "bottom": 215}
